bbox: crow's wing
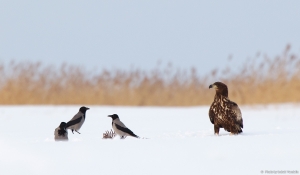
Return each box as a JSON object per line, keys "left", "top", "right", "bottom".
{"left": 66, "top": 116, "right": 82, "bottom": 128}
{"left": 115, "top": 123, "right": 138, "bottom": 138}
{"left": 69, "top": 112, "right": 83, "bottom": 121}
{"left": 114, "top": 119, "right": 127, "bottom": 127}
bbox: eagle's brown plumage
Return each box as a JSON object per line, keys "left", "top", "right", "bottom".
{"left": 209, "top": 82, "right": 243, "bottom": 135}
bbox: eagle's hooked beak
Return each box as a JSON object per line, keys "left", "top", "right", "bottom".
{"left": 209, "top": 84, "right": 217, "bottom": 89}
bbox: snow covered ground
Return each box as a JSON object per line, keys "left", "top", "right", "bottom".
{"left": 0, "top": 104, "right": 299, "bottom": 175}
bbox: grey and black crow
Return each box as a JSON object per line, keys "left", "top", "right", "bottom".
{"left": 66, "top": 106, "right": 89, "bottom": 134}
{"left": 108, "top": 114, "right": 139, "bottom": 139}
{"left": 54, "top": 122, "right": 68, "bottom": 141}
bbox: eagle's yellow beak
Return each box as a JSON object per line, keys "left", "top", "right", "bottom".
{"left": 209, "top": 84, "right": 217, "bottom": 89}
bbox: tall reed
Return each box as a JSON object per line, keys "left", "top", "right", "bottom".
{"left": 0, "top": 45, "right": 299, "bottom": 106}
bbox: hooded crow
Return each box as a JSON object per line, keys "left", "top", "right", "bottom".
{"left": 108, "top": 114, "right": 139, "bottom": 139}
{"left": 54, "top": 122, "right": 68, "bottom": 141}
{"left": 66, "top": 106, "right": 89, "bottom": 134}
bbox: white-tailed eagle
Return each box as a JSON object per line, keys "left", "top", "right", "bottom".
{"left": 209, "top": 82, "right": 243, "bottom": 135}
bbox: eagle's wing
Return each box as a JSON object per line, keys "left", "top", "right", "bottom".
{"left": 231, "top": 101, "right": 243, "bottom": 128}
{"left": 209, "top": 104, "right": 215, "bottom": 124}
{"left": 66, "top": 116, "right": 83, "bottom": 128}
{"left": 229, "top": 101, "right": 243, "bottom": 128}
{"left": 222, "top": 100, "right": 243, "bottom": 133}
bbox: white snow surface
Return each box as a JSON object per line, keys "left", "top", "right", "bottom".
{"left": 0, "top": 104, "right": 299, "bottom": 175}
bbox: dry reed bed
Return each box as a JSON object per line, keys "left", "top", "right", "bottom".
{"left": 0, "top": 45, "right": 299, "bottom": 106}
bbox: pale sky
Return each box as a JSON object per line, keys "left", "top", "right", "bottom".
{"left": 1, "top": 1, "right": 300, "bottom": 75}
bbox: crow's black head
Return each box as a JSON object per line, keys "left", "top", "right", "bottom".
{"left": 58, "top": 122, "right": 67, "bottom": 136}
{"left": 79, "top": 106, "right": 90, "bottom": 113}
{"left": 108, "top": 114, "right": 119, "bottom": 120}
{"left": 59, "top": 122, "right": 67, "bottom": 129}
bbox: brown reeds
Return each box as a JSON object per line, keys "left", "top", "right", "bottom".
{"left": 1, "top": 45, "right": 300, "bottom": 106}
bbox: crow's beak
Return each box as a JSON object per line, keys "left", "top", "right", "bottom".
{"left": 107, "top": 115, "right": 111, "bottom": 118}
{"left": 209, "top": 84, "right": 213, "bottom": 89}
{"left": 87, "top": 108, "right": 90, "bottom": 110}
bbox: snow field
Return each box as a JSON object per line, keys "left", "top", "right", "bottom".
{"left": 0, "top": 104, "right": 299, "bottom": 175}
